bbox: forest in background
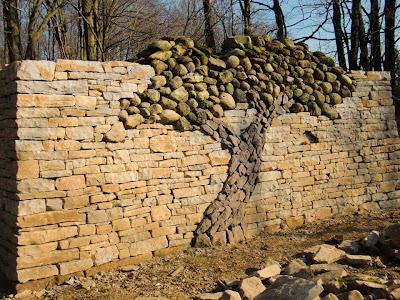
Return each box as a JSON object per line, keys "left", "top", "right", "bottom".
{"left": 0, "top": 0, "right": 399, "bottom": 89}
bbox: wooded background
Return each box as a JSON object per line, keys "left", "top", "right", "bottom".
{"left": 1, "top": 0, "right": 399, "bottom": 88}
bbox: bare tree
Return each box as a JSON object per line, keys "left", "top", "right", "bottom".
{"left": 203, "top": 0, "right": 216, "bottom": 50}
{"left": 82, "top": 0, "right": 97, "bottom": 60}
{"left": 239, "top": 0, "right": 251, "bottom": 34}
{"left": 333, "top": 0, "right": 347, "bottom": 69}
{"left": 349, "top": 0, "right": 362, "bottom": 70}
{"left": 272, "top": 0, "right": 286, "bottom": 40}
{"left": 2, "top": 0, "right": 22, "bottom": 62}
{"left": 370, "top": 0, "right": 382, "bottom": 70}
{"left": 384, "top": 0, "right": 396, "bottom": 82}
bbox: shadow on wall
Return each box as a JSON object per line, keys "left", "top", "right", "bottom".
{"left": 0, "top": 66, "right": 19, "bottom": 296}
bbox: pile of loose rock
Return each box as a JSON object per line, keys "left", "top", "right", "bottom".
{"left": 120, "top": 35, "right": 354, "bottom": 131}
{"left": 197, "top": 223, "right": 400, "bottom": 300}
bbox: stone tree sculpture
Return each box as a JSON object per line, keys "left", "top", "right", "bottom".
{"left": 115, "top": 35, "right": 355, "bottom": 247}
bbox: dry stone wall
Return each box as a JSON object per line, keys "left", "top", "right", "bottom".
{"left": 0, "top": 59, "right": 399, "bottom": 292}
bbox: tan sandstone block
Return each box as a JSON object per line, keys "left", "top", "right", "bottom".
{"left": 75, "top": 96, "right": 97, "bottom": 109}
{"left": 112, "top": 218, "right": 131, "bottom": 231}
{"left": 86, "top": 173, "right": 105, "bottom": 186}
{"left": 209, "top": 150, "right": 230, "bottom": 166}
{"left": 16, "top": 60, "right": 56, "bottom": 81}
{"left": 17, "top": 160, "right": 39, "bottom": 180}
{"left": 17, "top": 179, "right": 55, "bottom": 193}
{"left": 129, "top": 236, "right": 168, "bottom": 256}
{"left": 284, "top": 216, "right": 304, "bottom": 229}
{"left": 17, "top": 249, "right": 79, "bottom": 269}
{"left": 59, "top": 259, "right": 94, "bottom": 275}
{"left": 65, "top": 126, "right": 94, "bottom": 140}
{"left": 173, "top": 186, "right": 204, "bottom": 198}
{"left": 19, "top": 199, "right": 46, "bottom": 216}
{"left": 151, "top": 205, "right": 172, "bottom": 221}
{"left": 64, "top": 195, "right": 89, "bottom": 209}
{"left": 315, "top": 207, "right": 332, "bottom": 220}
{"left": 17, "top": 265, "right": 58, "bottom": 283}
{"left": 16, "top": 94, "right": 75, "bottom": 108}
{"left": 87, "top": 210, "right": 109, "bottom": 223}
{"left": 18, "top": 211, "right": 85, "bottom": 228}
{"left": 55, "top": 175, "right": 86, "bottom": 191}
{"left": 56, "top": 59, "right": 104, "bottom": 72}
{"left": 149, "top": 135, "right": 177, "bottom": 152}
{"left": 18, "top": 227, "right": 78, "bottom": 246}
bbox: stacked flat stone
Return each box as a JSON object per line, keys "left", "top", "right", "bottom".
{"left": 118, "top": 35, "right": 356, "bottom": 246}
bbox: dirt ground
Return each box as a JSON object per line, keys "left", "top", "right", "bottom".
{"left": 7, "top": 209, "right": 389, "bottom": 300}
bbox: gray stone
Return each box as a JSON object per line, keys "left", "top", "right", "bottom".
{"left": 239, "top": 276, "right": 266, "bottom": 300}
{"left": 226, "top": 56, "right": 240, "bottom": 68}
{"left": 304, "top": 244, "right": 345, "bottom": 264}
{"left": 338, "top": 240, "right": 361, "bottom": 254}
{"left": 160, "top": 110, "right": 181, "bottom": 124}
{"left": 254, "top": 260, "right": 281, "bottom": 279}
{"left": 103, "top": 123, "right": 126, "bottom": 143}
{"left": 209, "top": 57, "right": 226, "bottom": 69}
{"left": 362, "top": 231, "right": 380, "bottom": 249}
{"left": 170, "top": 86, "right": 189, "bottom": 102}
{"left": 149, "top": 50, "right": 172, "bottom": 61}
{"left": 256, "top": 276, "right": 323, "bottom": 300}
{"left": 220, "top": 92, "right": 236, "bottom": 110}
{"left": 282, "top": 259, "right": 310, "bottom": 278}
{"left": 221, "top": 290, "right": 241, "bottom": 300}
{"left": 151, "top": 75, "right": 167, "bottom": 89}
{"left": 150, "top": 40, "right": 172, "bottom": 51}
{"left": 344, "top": 254, "right": 372, "bottom": 266}
{"left": 125, "top": 114, "right": 145, "bottom": 129}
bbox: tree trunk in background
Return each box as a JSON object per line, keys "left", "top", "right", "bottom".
{"left": 242, "top": 0, "right": 251, "bottom": 35}
{"left": 48, "top": 0, "right": 70, "bottom": 59}
{"left": 2, "top": 0, "right": 22, "bottom": 62}
{"left": 370, "top": 0, "right": 382, "bottom": 71}
{"left": 384, "top": 0, "right": 396, "bottom": 83}
{"left": 83, "top": 0, "right": 97, "bottom": 61}
{"left": 349, "top": 0, "right": 361, "bottom": 70}
{"left": 272, "top": 0, "right": 286, "bottom": 40}
{"left": 359, "top": 12, "right": 370, "bottom": 70}
{"left": 203, "top": 0, "right": 216, "bottom": 51}
{"left": 333, "top": 0, "right": 347, "bottom": 70}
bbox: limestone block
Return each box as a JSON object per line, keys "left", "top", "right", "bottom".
{"left": 18, "top": 199, "right": 46, "bottom": 216}
{"left": 17, "top": 179, "right": 55, "bottom": 193}
{"left": 129, "top": 236, "right": 168, "bottom": 256}
{"left": 56, "top": 59, "right": 104, "bottom": 72}
{"left": 104, "top": 171, "right": 138, "bottom": 184}
{"left": 17, "top": 128, "right": 65, "bottom": 140}
{"left": 55, "top": 175, "right": 86, "bottom": 191}
{"left": 173, "top": 186, "right": 204, "bottom": 198}
{"left": 18, "top": 227, "right": 78, "bottom": 245}
{"left": 17, "top": 80, "right": 88, "bottom": 95}
{"left": 151, "top": 205, "right": 172, "bottom": 221}
{"left": 64, "top": 195, "right": 89, "bottom": 209}
{"left": 17, "top": 160, "right": 39, "bottom": 180}
{"left": 87, "top": 210, "right": 109, "bottom": 224}
{"left": 59, "top": 259, "right": 94, "bottom": 275}
{"left": 16, "top": 60, "right": 56, "bottom": 81}
{"left": 209, "top": 150, "right": 230, "bottom": 166}
{"left": 149, "top": 135, "right": 177, "bottom": 152}
{"left": 17, "top": 249, "right": 78, "bottom": 269}
{"left": 16, "top": 107, "right": 60, "bottom": 119}
{"left": 66, "top": 126, "right": 94, "bottom": 140}
{"left": 94, "top": 246, "right": 119, "bottom": 266}
{"left": 17, "top": 211, "right": 85, "bottom": 228}
{"left": 17, "top": 265, "right": 58, "bottom": 283}
{"left": 75, "top": 96, "right": 97, "bottom": 109}
{"left": 16, "top": 94, "right": 75, "bottom": 107}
